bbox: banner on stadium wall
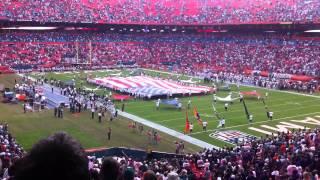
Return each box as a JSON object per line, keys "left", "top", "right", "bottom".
{"left": 244, "top": 69, "right": 315, "bottom": 82}
{"left": 290, "top": 75, "right": 314, "bottom": 81}
{"left": 0, "top": 66, "right": 15, "bottom": 74}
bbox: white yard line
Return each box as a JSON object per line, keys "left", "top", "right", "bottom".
{"left": 125, "top": 93, "right": 301, "bottom": 111}
{"left": 135, "top": 98, "right": 319, "bottom": 119}
{"left": 152, "top": 99, "right": 320, "bottom": 123}
{"left": 189, "top": 112, "right": 320, "bottom": 135}
{"left": 118, "top": 111, "right": 219, "bottom": 149}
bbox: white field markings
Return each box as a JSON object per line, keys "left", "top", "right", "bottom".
{"left": 173, "top": 104, "right": 320, "bottom": 129}
{"left": 125, "top": 95, "right": 274, "bottom": 110}
{"left": 141, "top": 68, "right": 320, "bottom": 99}
{"left": 126, "top": 92, "right": 312, "bottom": 112}
{"left": 54, "top": 71, "right": 79, "bottom": 74}
{"left": 139, "top": 98, "right": 320, "bottom": 119}
{"left": 189, "top": 112, "right": 320, "bottom": 136}
{"left": 129, "top": 95, "right": 308, "bottom": 116}
{"left": 118, "top": 111, "right": 218, "bottom": 149}
{"left": 155, "top": 100, "right": 320, "bottom": 123}
{"left": 141, "top": 99, "right": 314, "bottom": 119}
{"left": 139, "top": 102, "right": 320, "bottom": 125}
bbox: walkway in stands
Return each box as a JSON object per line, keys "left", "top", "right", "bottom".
{"left": 118, "top": 111, "right": 218, "bottom": 149}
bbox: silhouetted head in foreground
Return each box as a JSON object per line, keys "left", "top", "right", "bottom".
{"left": 10, "top": 132, "right": 89, "bottom": 180}
{"left": 100, "top": 157, "right": 121, "bottom": 180}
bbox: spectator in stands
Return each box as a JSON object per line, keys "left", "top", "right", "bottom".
{"left": 143, "top": 170, "right": 157, "bottom": 180}
{"left": 9, "top": 132, "right": 89, "bottom": 180}
{"left": 0, "top": 32, "right": 319, "bottom": 94}
{"left": 0, "top": 0, "right": 319, "bottom": 25}
{"left": 100, "top": 157, "right": 121, "bottom": 180}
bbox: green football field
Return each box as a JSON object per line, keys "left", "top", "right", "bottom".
{"left": 0, "top": 73, "right": 202, "bottom": 153}
{"left": 21, "top": 69, "right": 320, "bottom": 147}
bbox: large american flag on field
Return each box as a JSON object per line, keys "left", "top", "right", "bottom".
{"left": 88, "top": 76, "right": 212, "bottom": 97}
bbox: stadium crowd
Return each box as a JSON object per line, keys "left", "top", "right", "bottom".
{"left": 0, "top": 0, "right": 320, "bottom": 24}
{"left": 213, "top": 72, "right": 319, "bottom": 94}
{"left": 0, "top": 32, "right": 319, "bottom": 77}
{"left": 2, "top": 127, "right": 319, "bottom": 179}
{"left": 0, "top": 124, "right": 24, "bottom": 180}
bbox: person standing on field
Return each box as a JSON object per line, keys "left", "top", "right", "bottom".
{"left": 107, "top": 127, "right": 111, "bottom": 140}
{"left": 91, "top": 107, "right": 95, "bottom": 119}
{"left": 98, "top": 111, "right": 102, "bottom": 123}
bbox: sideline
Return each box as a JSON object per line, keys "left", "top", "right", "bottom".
{"left": 118, "top": 111, "right": 219, "bottom": 149}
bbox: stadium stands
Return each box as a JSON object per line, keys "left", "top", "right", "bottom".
{"left": 1, "top": 1, "right": 320, "bottom": 178}
{"left": 1, "top": 32, "right": 319, "bottom": 77}
{"left": 0, "top": 123, "right": 24, "bottom": 179}
{"left": 5, "top": 129, "right": 320, "bottom": 179}
{"left": 0, "top": 32, "right": 318, "bottom": 96}
{"left": 0, "top": 0, "right": 320, "bottom": 25}
{"left": 96, "top": 128, "right": 320, "bottom": 179}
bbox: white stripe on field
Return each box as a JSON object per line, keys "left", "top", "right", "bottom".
{"left": 163, "top": 102, "right": 320, "bottom": 125}
{"left": 125, "top": 92, "right": 302, "bottom": 110}
{"left": 176, "top": 104, "right": 320, "bottom": 127}
{"left": 118, "top": 110, "right": 219, "bottom": 149}
{"left": 143, "top": 98, "right": 320, "bottom": 120}
{"left": 189, "top": 112, "right": 320, "bottom": 135}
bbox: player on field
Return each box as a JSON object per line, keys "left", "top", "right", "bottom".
{"left": 156, "top": 99, "right": 160, "bottom": 110}
{"left": 249, "top": 114, "right": 253, "bottom": 124}
{"left": 217, "top": 118, "right": 225, "bottom": 128}
{"left": 202, "top": 121, "right": 208, "bottom": 131}
{"left": 187, "top": 99, "right": 191, "bottom": 109}
{"left": 224, "top": 103, "right": 229, "bottom": 111}
{"left": 239, "top": 94, "right": 243, "bottom": 102}
{"left": 269, "top": 111, "right": 273, "bottom": 120}
{"left": 98, "top": 111, "right": 102, "bottom": 123}
{"left": 189, "top": 123, "right": 193, "bottom": 133}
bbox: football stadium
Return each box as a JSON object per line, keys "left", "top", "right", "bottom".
{"left": 0, "top": 1, "right": 320, "bottom": 179}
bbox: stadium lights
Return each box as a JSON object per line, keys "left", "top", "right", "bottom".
{"left": 1, "top": 26, "right": 58, "bottom": 30}
{"left": 182, "top": 30, "right": 185, "bottom": 33}
{"left": 130, "top": 29, "right": 134, "bottom": 32}
{"left": 172, "top": 28, "right": 177, "bottom": 32}
{"left": 160, "top": 29, "right": 164, "bottom": 32}
{"left": 110, "top": 28, "right": 115, "bottom": 31}
{"left": 305, "top": 30, "right": 320, "bottom": 33}
{"left": 265, "top": 30, "right": 276, "bottom": 33}
{"left": 152, "top": 28, "right": 156, "bottom": 31}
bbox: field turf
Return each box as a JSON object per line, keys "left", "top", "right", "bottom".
{"left": 0, "top": 73, "right": 201, "bottom": 153}
{"left": 4, "top": 69, "right": 320, "bottom": 149}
